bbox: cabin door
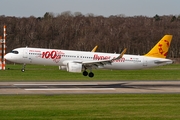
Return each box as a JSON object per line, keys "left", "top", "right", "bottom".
{"left": 23, "top": 49, "right": 28, "bottom": 58}
{"left": 143, "top": 58, "right": 147, "bottom": 66}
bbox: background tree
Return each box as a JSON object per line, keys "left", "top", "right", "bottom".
{"left": 0, "top": 12, "right": 179, "bottom": 60}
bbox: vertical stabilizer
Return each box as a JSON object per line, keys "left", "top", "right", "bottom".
{"left": 144, "top": 35, "right": 172, "bottom": 58}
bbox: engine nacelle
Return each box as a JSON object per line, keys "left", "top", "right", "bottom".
{"left": 67, "top": 62, "right": 82, "bottom": 73}
{"left": 59, "top": 66, "right": 67, "bottom": 70}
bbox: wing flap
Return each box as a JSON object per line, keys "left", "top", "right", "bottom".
{"left": 83, "top": 60, "right": 112, "bottom": 68}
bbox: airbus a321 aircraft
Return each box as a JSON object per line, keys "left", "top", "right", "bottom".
{"left": 5, "top": 35, "right": 173, "bottom": 77}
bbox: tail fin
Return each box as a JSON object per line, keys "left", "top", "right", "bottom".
{"left": 144, "top": 35, "right": 172, "bottom": 58}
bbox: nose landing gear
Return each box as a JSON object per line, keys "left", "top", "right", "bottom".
{"left": 21, "top": 63, "right": 26, "bottom": 72}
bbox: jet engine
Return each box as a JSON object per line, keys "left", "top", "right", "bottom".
{"left": 66, "top": 62, "right": 82, "bottom": 73}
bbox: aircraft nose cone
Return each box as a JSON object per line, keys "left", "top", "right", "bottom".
{"left": 4, "top": 54, "right": 7, "bottom": 59}
{"left": 4, "top": 54, "right": 11, "bottom": 60}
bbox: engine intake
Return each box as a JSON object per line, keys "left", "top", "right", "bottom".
{"left": 67, "top": 62, "right": 82, "bottom": 73}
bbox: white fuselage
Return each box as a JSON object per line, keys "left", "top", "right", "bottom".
{"left": 5, "top": 47, "right": 173, "bottom": 70}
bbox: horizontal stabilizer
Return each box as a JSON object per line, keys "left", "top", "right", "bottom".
{"left": 154, "top": 59, "right": 173, "bottom": 64}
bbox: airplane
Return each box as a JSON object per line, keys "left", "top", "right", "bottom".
{"left": 4, "top": 35, "right": 173, "bottom": 77}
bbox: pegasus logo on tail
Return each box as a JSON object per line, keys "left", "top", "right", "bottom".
{"left": 144, "top": 35, "right": 172, "bottom": 58}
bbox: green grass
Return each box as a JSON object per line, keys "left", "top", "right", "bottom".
{"left": 0, "top": 94, "right": 180, "bottom": 120}
{"left": 0, "top": 64, "right": 180, "bottom": 81}
{"left": 1, "top": 64, "right": 180, "bottom": 119}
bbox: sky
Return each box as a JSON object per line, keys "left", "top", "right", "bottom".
{"left": 1, "top": 0, "right": 180, "bottom": 17}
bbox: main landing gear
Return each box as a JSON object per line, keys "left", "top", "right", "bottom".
{"left": 83, "top": 70, "right": 94, "bottom": 78}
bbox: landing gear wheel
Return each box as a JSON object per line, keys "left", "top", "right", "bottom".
{"left": 21, "top": 69, "right": 25, "bottom": 72}
{"left": 21, "top": 63, "right": 26, "bottom": 72}
{"left": 83, "top": 71, "right": 88, "bottom": 76}
{"left": 88, "top": 72, "right": 94, "bottom": 78}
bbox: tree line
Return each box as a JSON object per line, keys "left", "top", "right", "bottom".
{"left": 0, "top": 12, "right": 180, "bottom": 59}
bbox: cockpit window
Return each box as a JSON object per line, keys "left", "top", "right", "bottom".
{"left": 11, "top": 50, "right": 19, "bottom": 54}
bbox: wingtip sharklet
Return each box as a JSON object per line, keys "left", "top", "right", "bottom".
{"left": 113, "top": 48, "right": 127, "bottom": 60}
{"left": 91, "top": 45, "right": 98, "bottom": 52}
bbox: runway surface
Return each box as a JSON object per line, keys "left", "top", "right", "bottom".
{"left": 0, "top": 81, "right": 180, "bottom": 94}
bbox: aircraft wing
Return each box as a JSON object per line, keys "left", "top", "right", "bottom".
{"left": 82, "top": 60, "right": 112, "bottom": 68}
{"left": 81, "top": 48, "right": 127, "bottom": 68}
